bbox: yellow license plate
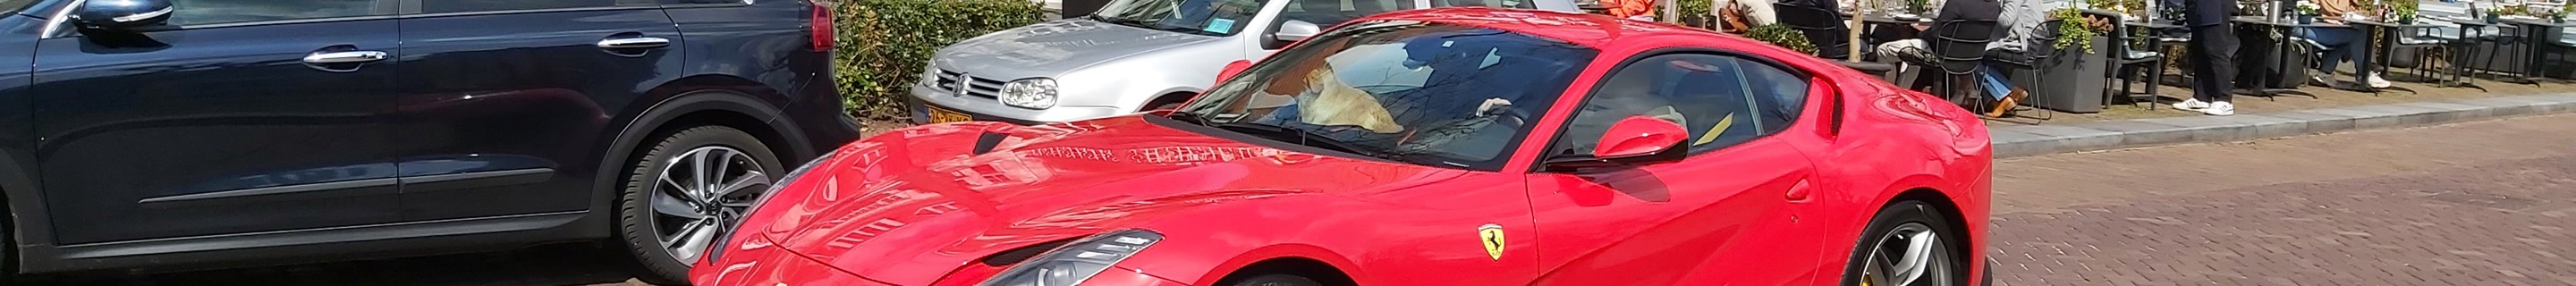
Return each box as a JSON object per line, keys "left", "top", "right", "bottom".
{"left": 928, "top": 106, "right": 971, "bottom": 123}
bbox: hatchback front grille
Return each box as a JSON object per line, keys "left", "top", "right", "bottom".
{"left": 934, "top": 70, "right": 1006, "bottom": 98}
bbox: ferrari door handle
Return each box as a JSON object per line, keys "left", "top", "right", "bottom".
{"left": 597, "top": 37, "right": 672, "bottom": 49}
{"left": 1784, "top": 180, "right": 1813, "bottom": 202}
{"left": 302, "top": 51, "right": 388, "bottom": 64}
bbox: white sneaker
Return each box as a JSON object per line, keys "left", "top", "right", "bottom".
{"left": 2173, "top": 98, "right": 2209, "bottom": 110}
{"left": 2367, "top": 73, "right": 2393, "bottom": 88}
{"left": 2309, "top": 74, "right": 2334, "bottom": 87}
{"left": 2201, "top": 101, "right": 2235, "bottom": 116}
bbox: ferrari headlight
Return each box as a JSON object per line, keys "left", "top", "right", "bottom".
{"left": 999, "top": 78, "right": 1058, "bottom": 109}
{"left": 977, "top": 229, "right": 1164, "bottom": 286}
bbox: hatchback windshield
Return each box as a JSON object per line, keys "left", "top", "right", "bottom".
{"left": 1169, "top": 21, "right": 1598, "bottom": 171}
{"left": 1088, "top": 0, "right": 1264, "bottom": 36}
{"left": 1089, "top": 0, "right": 1419, "bottom": 36}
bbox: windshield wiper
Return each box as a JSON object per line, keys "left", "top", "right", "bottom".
{"left": 1202, "top": 122, "right": 1368, "bottom": 155}
{"left": 1163, "top": 111, "right": 1214, "bottom": 127}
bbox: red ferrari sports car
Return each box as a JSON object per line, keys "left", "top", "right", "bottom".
{"left": 695, "top": 7, "right": 1991, "bottom": 286}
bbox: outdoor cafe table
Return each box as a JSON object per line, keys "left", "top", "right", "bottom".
{"left": 2347, "top": 20, "right": 2445, "bottom": 90}
{"left": 2331, "top": 19, "right": 2432, "bottom": 93}
{"left": 2233, "top": 16, "right": 2334, "bottom": 99}
{"left": 2438, "top": 16, "right": 2500, "bottom": 88}
{"left": 2497, "top": 18, "right": 2571, "bottom": 84}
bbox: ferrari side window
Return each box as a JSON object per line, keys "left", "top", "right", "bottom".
{"left": 1733, "top": 59, "right": 1810, "bottom": 135}
{"left": 1550, "top": 53, "right": 1769, "bottom": 158}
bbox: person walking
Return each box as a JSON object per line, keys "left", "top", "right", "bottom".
{"left": 2175, "top": 0, "right": 2239, "bottom": 115}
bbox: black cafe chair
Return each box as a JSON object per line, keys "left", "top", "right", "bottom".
{"left": 1775, "top": 3, "right": 1872, "bottom": 62}
{"left": 1899, "top": 19, "right": 2002, "bottom": 107}
{"left": 2113, "top": 21, "right": 2172, "bottom": 109}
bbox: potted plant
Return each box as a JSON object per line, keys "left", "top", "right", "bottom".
{"left": 1748, "top": 23, "right": 1818, "bottom": 54}
{"left": 2293, "top": 1, "right": 2322, "bottom": 23}
{"left": 2023, "top": 4, "right": 2126, "bottom": 113}
{"left": 1676, "top": 0, "right": 1716, "bottom": 29}
{"left": 2549, "top": 2, "right": 2572, "bottom": 22}
{"left": 2388, "top": 0, "right": 2419, "bottom": 23}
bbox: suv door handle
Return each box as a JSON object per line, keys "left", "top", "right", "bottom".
{"left": 302, "top": 51, "right": 388, "bottom": 64}
{"left": 597, "top": 37, "right": 672, "bottom": 49}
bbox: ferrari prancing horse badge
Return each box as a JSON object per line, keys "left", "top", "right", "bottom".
{"left": 1479, "top": 223, "right": 1505, "bottom": 260}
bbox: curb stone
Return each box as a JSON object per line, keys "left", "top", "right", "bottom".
{"left": 1991, "top": 93, "right": 2576, "bottom": 158}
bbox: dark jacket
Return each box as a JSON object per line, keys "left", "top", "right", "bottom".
{"left": 1922, "top": 0, "right": 2004, "bottom": 42}
{"left": 2185, "top": 0, "right": 2241, "bottom": 27}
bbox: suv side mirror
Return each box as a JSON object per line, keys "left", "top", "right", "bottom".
{"left": 1267, "top": 20, "right": 1320, "bottom": 49}
{"left": 1544, "top": 115, "right": 1688, "bottom": 171}
{"left": 72, "top": 0, "right": 174, "bottom": 30}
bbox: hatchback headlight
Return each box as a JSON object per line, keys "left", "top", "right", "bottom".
{"left": 999, "top": 78, "right": 1057, "bottom": 109}
{"left": 919, "top": 63, "right": 941, "bottom": 88}
{"left": 977, "top": 229, "right": 1163, "bottom": 286}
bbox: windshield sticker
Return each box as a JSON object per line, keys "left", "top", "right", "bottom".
{"left": 1205, "top": 19, "right": 1236, "bottom": 34}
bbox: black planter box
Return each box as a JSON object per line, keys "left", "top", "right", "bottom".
{"left": 2004, "top": 36, "right": 2112, "bottom": 114}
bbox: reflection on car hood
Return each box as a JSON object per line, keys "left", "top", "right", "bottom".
{"left": 754, "top": 116, "right": 1469, "bottom": 284}
{"left": 933, "top": 19, "right": 1224, "bottom": 80}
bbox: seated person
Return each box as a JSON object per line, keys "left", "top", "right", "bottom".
{"left": 2301, "top": 0, "right": 2390, "bottom": 88}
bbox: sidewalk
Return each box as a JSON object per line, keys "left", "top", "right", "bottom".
{"left": 1991, "top": 93, "right": 2576, "bottom": 157}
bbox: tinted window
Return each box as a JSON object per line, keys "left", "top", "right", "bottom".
{"left": 1551, "top": 54, "right": 1778, "bottom": 158}
{"left": 1279, "top": 0, "right": 1419, "bottom": 28}
{"left": 422, "top": 0, "right": 625, "bottom": 13}
{"left": 168, "top": 0, "right": 387, "bottom": 26}
{"left": 0, "top": 0, "right": 36, "bottom": 14}
{"left": 1175, "top": 21, "right": 1598, "bottom": 171}
{"left": 1737, "top": 60, "right": 1809, "bottom": 134}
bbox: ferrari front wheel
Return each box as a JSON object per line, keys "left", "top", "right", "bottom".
{"left": 1839, "top": 201, "right": 1963, "bottom": 286}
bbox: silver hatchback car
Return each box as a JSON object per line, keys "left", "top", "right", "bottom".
{"left": 910, "top": 0, "right": 1579, "bottom": 124}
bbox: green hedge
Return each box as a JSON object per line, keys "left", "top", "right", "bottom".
{"left": 835, "top": 0, "right": 1048, "bottom": 120}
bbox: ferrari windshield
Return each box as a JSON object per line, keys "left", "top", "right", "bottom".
{"left": 1170, "top": 21, "right": 1597, "bottom": 171}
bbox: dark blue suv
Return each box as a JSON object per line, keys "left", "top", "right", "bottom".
{"left": 0, "top": 0, "right": 854, "bottom": 283}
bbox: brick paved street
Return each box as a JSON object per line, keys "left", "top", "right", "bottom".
{"left": 25, "top": 114, "right": 2576, "bottom": 285}
{"left": 1989, "top": 114, "right": 2576, "bottom": 285}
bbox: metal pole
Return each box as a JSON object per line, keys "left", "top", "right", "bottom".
{"left": 1849, "top": 2, "right": 1867, "bottom": 62}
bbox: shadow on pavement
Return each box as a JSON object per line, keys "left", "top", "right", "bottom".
{"left": 13, "top": 244, "right": 644, "bottom": 286}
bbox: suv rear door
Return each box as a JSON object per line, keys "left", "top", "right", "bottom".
{"left": 30, "top": 0, "right": 407, "bottom": 244}
{"left": 388, "top": 0, "right": 684, "bottom": 221}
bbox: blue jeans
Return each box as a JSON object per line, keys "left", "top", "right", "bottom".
{"left": 2301, "top": 27, "right": 2373, "bottom": 77}
{"left": 1979, "top": 65, "right": 2012, "bottom": 99}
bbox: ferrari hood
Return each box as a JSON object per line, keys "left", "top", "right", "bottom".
{"left": 749, "top": 115, "right": 1466, "bottom": 284}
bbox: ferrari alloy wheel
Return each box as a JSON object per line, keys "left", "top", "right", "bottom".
{"left": 1841, "top": 201, "right": 1963, "bottom": 286}
{"left": 1859, "top": 223, "right": 1953, "bottom": 286}
{"left": 617, "top": 125, "right": 782, "bottom": 285}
